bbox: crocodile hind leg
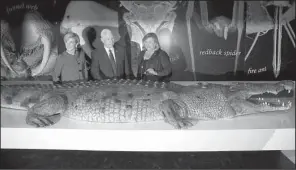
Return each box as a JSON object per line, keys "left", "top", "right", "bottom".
{"left": 230, "top": 98, "right": 293, "bottom": 116}
{"left": 159, "top": 99, "right": 197, "bottom": 129}
{"left": 26, "top": 93, "right": 68, "bottom": 127}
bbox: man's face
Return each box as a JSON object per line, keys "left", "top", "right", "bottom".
{"left": 101, "top": 33, "right": 115, "bottom": 48}
{"left": 65, "top": 38, "right": 78, "bottom": 51}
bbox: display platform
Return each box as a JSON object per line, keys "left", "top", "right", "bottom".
{"left": 1, "top": 81, "right": 295, "bottom": 152}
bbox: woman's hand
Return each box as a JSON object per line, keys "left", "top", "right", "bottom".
{"left": 145, "top": 68, "right": 158, "bottom": 75}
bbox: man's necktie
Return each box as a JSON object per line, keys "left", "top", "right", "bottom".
{"left": 109, "top": 49, "right": 117, "bottom": 75}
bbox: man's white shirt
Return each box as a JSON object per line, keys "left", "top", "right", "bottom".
{"left": 104, "top": 46, "right": 116, "bottom": 63}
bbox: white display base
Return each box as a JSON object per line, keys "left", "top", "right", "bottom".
{"left": 1, "top": 81, "right": 295, "bottom": 151}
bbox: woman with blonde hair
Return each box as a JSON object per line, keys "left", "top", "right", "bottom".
{"left": 53, "top": 32, "right": 88, "bottom": 82}
{"left": 136, "top": 33, "right": 172, "bottom": 81}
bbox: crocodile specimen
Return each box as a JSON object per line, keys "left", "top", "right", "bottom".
{"left": 1, "top": 79, "right": 294, "bottom": 129}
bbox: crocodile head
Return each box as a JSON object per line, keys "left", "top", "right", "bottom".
{"left": 159, "top": 81, "right": 295, "bottom": 129}
{"left": 228, "top": 81, "right": 295, "bottom": 113}
{"left": 243, "top": 89, "right": 294, "bottom": 111}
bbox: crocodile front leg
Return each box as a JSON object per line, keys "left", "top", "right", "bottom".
{"left": 26, "top": 93, "right": 68, "bottom": 127}
{"left": 159, "top": 98, "right": 197, "bottom": 129}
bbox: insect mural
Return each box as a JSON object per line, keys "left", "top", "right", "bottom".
{"left": 1, "top": 1, "right": 58, "bottom": 80}
{"left": 186, "top": 0, "right": 295, "bottom": 79}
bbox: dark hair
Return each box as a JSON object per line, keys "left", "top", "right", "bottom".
{"left": 142, "top": 32, "right": 160, "bottom": 51}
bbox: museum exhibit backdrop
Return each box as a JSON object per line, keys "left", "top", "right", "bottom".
{"left": 1, "top": 0, "right": 295, "bottom": 81}
{"left": 243, "top": 1, "right": 296, "bottom": 80}
{"left": 0, "top": 0, "right": 59, "bottom": 80}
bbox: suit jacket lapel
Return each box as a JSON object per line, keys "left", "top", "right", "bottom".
{"left": 102, "top": 47, "right": 115, "bottom": 76}
{"left": 114, "top": 46, "right": 119, "bottom": 76}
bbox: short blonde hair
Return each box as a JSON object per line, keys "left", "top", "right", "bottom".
{"left": 63, "top": 32, "right": 80, "bottom": 44}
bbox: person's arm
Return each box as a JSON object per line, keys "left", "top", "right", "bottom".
{"left": 135, "top": 43, "right": 141, "bottom": 57}
{"left": 84, "top": 61, "right": 88, "bottom": 80}
{"left": 80, "top": 51, "right": 88, "bottom": 80}
{"left": 123, "top": 48, "right": 132, "bottom": 79}
{"left": 176, "top": 47, "right": 187, "bottom": 71}
{"left": 90, "top": 50, "right": 101, "bottom": 80}
{"left": 52, "top": 54, "right": 64, "bottom": 82}
{"left": 136, "top": 51, "right": 144, "bottom": 79}
{"left": 157, "top": 51, "right": 172, "bottom": 77}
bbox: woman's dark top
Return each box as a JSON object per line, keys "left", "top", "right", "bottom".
{"left": 137, "top": 48, "right": 172, "bottom": 82}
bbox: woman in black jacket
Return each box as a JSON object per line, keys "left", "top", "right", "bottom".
{"left": 137, "top": 33, "right": 172, "bottom": 82}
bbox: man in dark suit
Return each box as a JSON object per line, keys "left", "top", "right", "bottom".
{"left": 91, "top": 29, "right": 131, "bottom": 80}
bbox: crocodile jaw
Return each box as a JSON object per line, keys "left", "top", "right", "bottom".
{"left": 247, "top": 89, "right": 294, "bottom": 111}
{"left": 247, "top": 97, "right": 292, "bottom": 111}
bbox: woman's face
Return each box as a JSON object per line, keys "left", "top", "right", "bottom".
{"left": 65, "top": 38, "right": 78, "bottom": 51}
{"left": 144, "top": 37, "right": 156, "bottom": 51}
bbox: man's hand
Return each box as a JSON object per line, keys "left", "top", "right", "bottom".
{"left": 145, "top": 68, "right": 158, "bottom": 75}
